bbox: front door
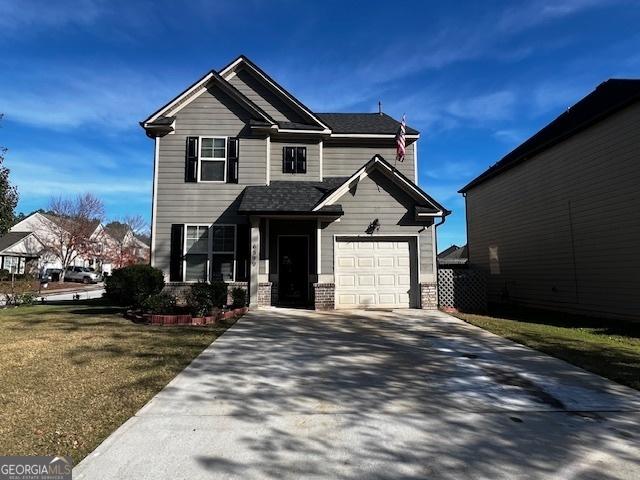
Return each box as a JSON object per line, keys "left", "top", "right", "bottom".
{"left": 278, "top": 236, "right": 309, "bottom": 305}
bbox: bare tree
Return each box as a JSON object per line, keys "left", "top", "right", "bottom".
{"left": 102, "top": 215, "right": 149, "bottom": 268}
{"left": 39, "top": 194, "right": 105, "bottom": 281}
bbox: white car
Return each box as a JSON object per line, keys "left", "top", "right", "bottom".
{"left": 64, "top": 266, "right": 102, "bottom": 284}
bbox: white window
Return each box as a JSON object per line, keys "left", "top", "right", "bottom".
{"left": 211, "top": 225, "right": 235, "bottom": 282}
{"left": 184, "top": 225, "right": 209, "bottom": 282}
{"left": 199, "top": 137, "right": 227, "bottom": 182}
{"left": 183, "top": 224, "right": 236, "bottom": 282}
{"left": 3, "top": 256, "right": 23, "bottom": 274}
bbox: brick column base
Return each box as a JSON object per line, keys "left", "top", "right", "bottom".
{"left": 257, "top": 282, "right": 272, "bottom": 307}
{"left": 420, "top": 282, "right": 438, "bottom": 310}
{"left": 314, "top": 283, "right": 335, "bottom": 310}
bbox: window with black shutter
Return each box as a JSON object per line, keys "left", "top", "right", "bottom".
{"left": 283, "top": 146, "right": 307, "bottom": 174}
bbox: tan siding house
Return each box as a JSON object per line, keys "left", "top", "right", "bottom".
{"left": 461, "top": 79, "right": 640, "bottom": 320}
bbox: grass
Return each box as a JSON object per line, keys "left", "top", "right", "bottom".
{"left": 0, "top": 300, "right": 231, "bottom": 463}
{"left": 452, "top": 305, "right": 640, "bottom": 391}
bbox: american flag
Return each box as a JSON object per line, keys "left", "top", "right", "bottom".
{"left": 396, "top": 114, "right": 406, "bottom": 162}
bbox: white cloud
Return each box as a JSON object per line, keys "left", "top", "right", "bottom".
{"left": 0, "top": 61, "right": 181, "bottom": 130}
{"left": 0, "top": 0, "right": 106, "bottom": 33}
{"left": 447, "top": 90, "right": 517, "bottom": 123}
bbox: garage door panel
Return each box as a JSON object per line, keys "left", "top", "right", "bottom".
{"left": 337, "top": 275, "right": 355, "bottom": 287}
{"left": 335, "top": 237, "right": 414, "bottom": 309}
{"left": 358, "top": 257, "right": 375, "bottom": 268}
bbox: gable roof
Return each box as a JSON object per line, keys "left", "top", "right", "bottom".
{"left": 317, "top": 113, "right": 419, "bottom": 136}
{"left": 460, "top": 78, "right": 640, "bottom": 193}
{"left": 141, "top": 69, "right": 276, "bottom": 131}
{"left": 0, "top": 232, "right": 33, "bottom": 253}
{"left": 219, "top": 55, "right": 332, "bottom": 132}
{"left": 313, "top": 154, "right": 449, "bottom": 215}
{"left": 142, "top": 55, "right": 418, "bottom": 137}
{"left": 238, "top": 178, "right": 347, "bottom": 215}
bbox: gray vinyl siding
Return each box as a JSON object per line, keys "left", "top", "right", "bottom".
{"left": 320, "top": 170, "right": 435, "bottom": 279}
{"left": 227, "top": 69, "right": 307, "bottom": 124}
{"left": 153, "top": 85, "right": 267, "bottom": 275}
{"left": 270, "top": 139, "right": 321, "bottom": 181}
{"left": 466, "top": 100, "right": 640, "bottom": 320}
{"left": 323, "top": 139, "right": 416, "bottom": 180}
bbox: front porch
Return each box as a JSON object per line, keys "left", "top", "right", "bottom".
{"left": 249, "top": 216, "right": 332, "bottom": 310}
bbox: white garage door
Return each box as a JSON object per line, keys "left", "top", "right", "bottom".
{"left": 335, "top": 237, "right": 414, "bottom": 309}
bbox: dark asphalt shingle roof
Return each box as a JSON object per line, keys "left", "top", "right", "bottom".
{"left": 437, "top": 245, "right": 468, "bottom": 265}
{"left": 0, "top": 232, "right": 32, "bottom": 252}
{"left": 316, "top": 113, "right": 419, "bottom": 135}
{"left": 460, "top": 78, "right": 640, "bottom": 192}
{"left": 239, "top": 178, "right": 348, "bottom": 214}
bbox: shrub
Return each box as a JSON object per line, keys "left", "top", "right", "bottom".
{"left": 18, "top": 291, "right": 37, "bottom": 306}
{"left": 231, "top": 287, "right": 246, "bottom": 308}
{"left": 186, "top": 281, "right": 227, "bottom": 317}
{"left": 141, "top": 292, "right": 177, "bottom": 314}
{"left": 104, "top": 264, "right": 165, "bottom": 307}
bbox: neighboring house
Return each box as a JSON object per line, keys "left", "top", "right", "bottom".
{"left": 0, "top": 232, "right": 44, "bottom": 274}
{"left": 100, "top": 224, "right": 151, "bottom": 271}
{"left": 142, "top": 55, "right": 449, "bottom": 310}
{"left": 437, "top": 245, "right": 468, "bottom": 269}
{"left": 11, "top": 212, "right": 105, "bottom": 273}
{"left": 460, "top": 79, "right": 640, "bottom": 320}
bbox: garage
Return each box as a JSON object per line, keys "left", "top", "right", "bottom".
{"left": 334, "top": 236, "right": 418, "bottom": 309}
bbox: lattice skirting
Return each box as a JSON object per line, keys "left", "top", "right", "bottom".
{"left": 437, "top": 269, "right": 487, "bottom": 313}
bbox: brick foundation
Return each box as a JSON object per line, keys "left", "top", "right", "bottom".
{"left": 314, "top": 283, "right": 335, "bottom": 310}
{"left": 420, "top": 282, "right": 438, "bottom": 310}
{"left": 258, "top": 282, "right": 272, "bottom": 307}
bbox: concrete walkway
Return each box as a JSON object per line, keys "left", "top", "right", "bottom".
{"left": 75, "top": 309, "right": 640, "bottom": 479}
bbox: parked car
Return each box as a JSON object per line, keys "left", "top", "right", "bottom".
{"left": 64, "top": 266, "right": 102, "bottom": 284}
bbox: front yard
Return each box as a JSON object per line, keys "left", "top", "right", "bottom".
{"left": 453, "top": 306, "right": 640, "bottom": 391}
{"left": 0, "top": 300, "right": 228, "bottom": 463}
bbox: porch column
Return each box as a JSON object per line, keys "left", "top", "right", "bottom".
{"left": 249, "top": 216, "right": 260, "bottom": 308}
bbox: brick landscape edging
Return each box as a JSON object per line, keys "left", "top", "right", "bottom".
{"left": 126, "top": 307, "right": 249, "bottom": 326}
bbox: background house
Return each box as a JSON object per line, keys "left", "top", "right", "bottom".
{"left": 437, "top": 245, "right": 468, "bottom": 269}
{"left": 0, "top": 232, "right": 44, "bottom": 274}
{"left": 460, "top": 79, "right": 640, "bottom": 320}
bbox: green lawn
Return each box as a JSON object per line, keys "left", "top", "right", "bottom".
{"left": 0, "top": 300, "right": 230, "bottom": 463}
{"left": 453, "top": 306, "right": 640, "bottom": 391}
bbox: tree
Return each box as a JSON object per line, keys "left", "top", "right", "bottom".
{"left": 0, "top": 114, "right": 19, "bottom": 234}
{"left": 102, "top": 215, "right": 149, "bottom": 268}
{"left": 38, "top": 194, "right": 105, "bottom": 281}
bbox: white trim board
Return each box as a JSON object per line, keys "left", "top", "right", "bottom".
{"left": 150, "top": 137, "right": 160, "bottom": 267}
{"left": 219, "top": 57, "right": 332, "bottom": 132}
{"left": 313, "top": 155, "right": 445, "bottom": 215}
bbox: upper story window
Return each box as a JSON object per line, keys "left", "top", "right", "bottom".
{"left": 199, "top": 137, "right": 227, "bottom": 182}
{"left": 283, "top": 146, "right": 306, "bottom": 174}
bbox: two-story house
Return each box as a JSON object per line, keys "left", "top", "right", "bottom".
{"left": 142, "top": 55, "right": 449, "bottom": 310}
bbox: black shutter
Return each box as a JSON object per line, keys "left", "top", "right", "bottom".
{"left": 169, "top": 224, "right": 184, "bottom": 282}
{"left": 227, "top": 137, "right": 239, "bottom": 184}
{"left": 296, "top": 147, "right": 306, "bottom": 173}
{"left": 185, "top": 137, "right": 198, "bottom": 182}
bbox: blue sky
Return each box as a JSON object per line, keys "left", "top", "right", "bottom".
{"left": 1, "top": 0, "right": 639, "bottom": 249}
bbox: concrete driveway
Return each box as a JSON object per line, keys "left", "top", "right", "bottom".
{"left": 75, "top": 308, "right": 640, "bottom": 479}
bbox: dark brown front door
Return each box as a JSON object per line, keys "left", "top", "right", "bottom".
{"left": 278, "top": 236, "right": 309, "bottom": 305}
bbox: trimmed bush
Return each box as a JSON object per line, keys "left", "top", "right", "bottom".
{"left": 105, "top": 264, "right": 165, "bottom": 307}
{"left": 231, "top": 287, "right": 246, "bottom": 307}
{"left": 186, "top": 281, "right": 227, "bottom": 317}
{"left": 141, "top": 292, "right": 177, "bottom": 314}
